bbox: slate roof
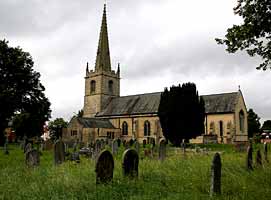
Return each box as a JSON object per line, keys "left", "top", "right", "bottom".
{"left": 201, "top": 92, "right": 239, "bottom": 114}
{"left": 96, "top": 91, "right": 239, "bottom": 117}
{"left": 96, "top": 92, "right": 161, "bottom": 117}
{"left": 77, "top": 117, "right": 115, "bottom": 129}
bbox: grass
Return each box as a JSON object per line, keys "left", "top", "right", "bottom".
{"left": 0, "top": 144, "right": 271, "bottom": 199}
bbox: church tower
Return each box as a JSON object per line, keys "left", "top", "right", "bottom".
{"left": 83, "top": 4, "right": 120, "bottom": 117}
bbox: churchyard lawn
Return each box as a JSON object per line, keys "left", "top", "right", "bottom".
{"left": 0, "top": 144, "right": 271, "bottom": 199}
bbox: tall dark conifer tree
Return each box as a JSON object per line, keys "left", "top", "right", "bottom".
{"left": 158, "top": 83, "right": 205, "bottom": 146}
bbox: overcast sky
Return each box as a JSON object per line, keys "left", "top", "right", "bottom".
{"left": 1, "top": 0, "right": 269, "bottom": 123}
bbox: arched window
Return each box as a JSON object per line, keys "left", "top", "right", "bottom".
{"left": 90, "top": 80, "right": 96, "bottom": 93}
{"left": 144, "top": 121, "right": 151, "bottom": 136}
{"left": 122, "top": 121, "right": 128, "bottom": 135}
{"left": 239, "top": 110, "right": 245, "bottom": 133}
{"left": 108, "top": 80, "right": 113, "bottom": 94}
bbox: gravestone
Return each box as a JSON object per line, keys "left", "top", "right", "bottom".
{"left": 95, "top": 150, "right": 114, "bottom": 184}
{"left": 40, "top": 142, "right": 45, "bottom": 151}
{"left": 117, "top": 138, "right": 121, "bottom": 147}
{"left": 71, "top": 152, "right": 80, "bottom": 163}
{"left": 73, "top": 142, "right": 77, "bottom": 152}
{"left": 246, "top": 145, "right": 253, "bottom": 170}
{"left": 264, "top": 142, "right": 268, "bottom": 162}
{"left": 25, "top": 149, "right": 40, "bottom": 167}
{"left": 123, "top": 140, "right": 127, "bottom": 148}
{"left": 143, "top": 140, "right": 146, "bottom": 148}
{"left": 101, "top": 139, "right": 106, "bottom": 150}
{"left": 54, "top": 139, "right": 65, "bottom": 165}
{"left": 159, "top": 139, "right": 166, "bottom": 161}
{"left": 4, "top": 142, "right": 9, "bottom": 155}
{"left": 134, "top": 141, "right": 140, "bottom": 154}
{"left": 122, "top": 149, "right": 139, "bottom": 178}
{"left": 210, "top": 152, "right": 221, "bottom": 196}
{"left": 44, "top": 140, "right": 53, "bottom": 150}
{"left": 256, "top": 150, "right": 262, "bottom": 166}
{"left": 112, "top": 139, "right": 118, "bottom": 155}
{"left": 129, "top": 139, "right": 134, "bottom": 147}
{"left": 24, "top": 143, "right": 32, "bottom": 154}
{"left": 95, "top": 140, "right": 102, "bottom": 158}
{"left": 125, "top": 142, "right": 129, "bottom": 150}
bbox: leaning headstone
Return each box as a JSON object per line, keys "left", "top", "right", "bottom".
{"left": 122, "top": 149, "right": 139, "bottom": 178}
{"left": 256, "top": 150, "right": 262, "bottom": 166}
{"left": 264, "top": 142, "right": 268, "bottom": 162}
{"left": 143, "top": 140, "right": 146, "bottom": 148}
{"left": 54, "top": 139, "right": 65, "bottom": 165}
{"left": 246, "top": 145, "right": 253, "bottom": 170}
{"left": 95, "top": 150, "right": 114, "bottom": 184}
{"left": 112, "top": 139, "right": 118, "bottom": 155}
{"left": 25, "top": 149, "right": 40, "bottom": 167}
{"left": 134, "top": 141, "right": 140, "bottom": 154}
{"left": 24, "top": 143, "right": 32, "bottom": 154}
{"left": 159, "top": 139, "right": 166, "bottom": 161}
{"left": 210, "top": 153, "right": 221, "bottom": 196}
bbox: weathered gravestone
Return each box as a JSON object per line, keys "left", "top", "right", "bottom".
{"left": 159, "top": 139, "right": 167, "bottom": 161}
{"left": 100, "top": 139, "right": 105, "bottom": 150}
{"left": 54, "top": 139, "right": 65, "bottom": 165}
{"left": 24, "top": 143, "right": 32, "bottom": 154}
{"left": 143, "top": 140, "right": 146, "bottom": 148}
{"left": 210, "top": 152, "right": 221, "bottom": 196}
{"left": 73, "top": 142, "right": 77, "bottom": 152}
{"left": 134, "top": 141, "right": 140, "bottom": 154}
{"left": 264, "top": 142, "right": 268, "bottom": 162}
{"left": 25, "top": 149, "right": 40, "bottom": 167}
{"left": 256, "top": 150, "right": 262, "bottom": 166}
{"left": 112, "top": 139, "right": 118, "bottom": 155}
{"left": 129, "top": 139, "right": 134, "bottom": 147}
{"left": 44, "top": 140, "right": 53, "bottom": 150}
{"left": 122, "top": 149, "right": 139, "bottom": 178}
{"left": 247, "top": 145, "right": 253, "bottom": 170}
{"left": 95, "top": 150, "right": 114, "bottom": 184}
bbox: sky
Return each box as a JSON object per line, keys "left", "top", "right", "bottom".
{"left": 0, "top": 0, "right": 270, "bottom": 123}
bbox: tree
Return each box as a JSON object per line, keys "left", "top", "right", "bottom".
{"left": 247, "top": 108, "right": 261, "bottom": 138}
{"left": 0, "top": 39, "right": 51, "bottom": 144}
{"left": 158, "top": 83, "right": 205, "bottom": 146}
{"left": 216, "top": 0, "right": 271, "bottom": 70}
{"left": 261, "top": 120, "right": 271, "bottom": 131}
{"left": 48, "top": 118, "right": 68, "bottom": 141}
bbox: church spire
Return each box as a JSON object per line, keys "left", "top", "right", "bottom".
{"left": 95, "top": 4, "right": 111, "bottom": 72}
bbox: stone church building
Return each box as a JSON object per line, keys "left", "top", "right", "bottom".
{"left": 63, "top": 5, "right": 248, "bottom": 145}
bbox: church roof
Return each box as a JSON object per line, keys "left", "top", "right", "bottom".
{"left": 202, "top": 92, "right": 239, "bottom": 114}
{"left": 77, "top": 117, "right": 115, "bottom": 129}
{"left": 96, "top": 91, "right": 239, "bottom": 117}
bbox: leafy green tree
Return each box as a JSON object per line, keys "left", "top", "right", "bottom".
{"left": 261, "top": 120, "right": 271, "bottom": 131}
{"left": 216, "top": 0, "right": 271, "bottom": 70}
{"left": 158, "top": 83, "right": 205, "bottom": 146}
{"left": 48, "top": 118, "right": 68, "bottom": 141}
{"left": 247, "top": 108, "right": 261, "bottom": 138}
{"left": 0, "top": 40, "right": 51, "bottom": 145}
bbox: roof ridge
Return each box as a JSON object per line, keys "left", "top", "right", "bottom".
{"left": 201, "top": 91, "right": 238, "bottom": 97}
{"left": 118, "top": 91, "right": 162, "bottom": 98}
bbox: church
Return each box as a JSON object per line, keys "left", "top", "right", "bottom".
{"left": 63, "top": 5, "right": 248, "bottom": 145}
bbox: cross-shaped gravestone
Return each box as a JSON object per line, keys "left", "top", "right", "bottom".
{"left": 159, "top": 138, "right": 166, "bottom": 161}
{"left": 122, "top": 149, "right": 139, "bottom": 179}
{"left": 25, "top": 149, "right": 40, "bottom": 167}
{"left": 112, "top": 139, "right": 118, "bottom": 155}
{"left": 95, "top": 150, "right": 114, "bottom": 184}
{"left": 54, "top": 139, "right": 65, "bottom": 165}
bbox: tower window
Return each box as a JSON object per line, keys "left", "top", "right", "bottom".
{"left": 122, "top": 121, "right": 128, "bottom": 135}
{"left": 90, "top": 80, "right": 96, "bottom": 93}
{"left": 144, "top": 121, "right": 151, "bottom": 136}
